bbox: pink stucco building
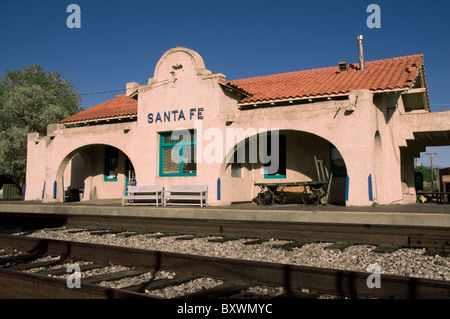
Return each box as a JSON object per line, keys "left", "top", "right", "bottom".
{"left": 25, "top": 43, "right": 450, "bottom": 206}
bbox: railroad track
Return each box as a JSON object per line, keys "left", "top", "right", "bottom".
{"left": 0, "top": 212, "right": 449, "bottom": 253}
{"left": 0, "top": 234, "right": 449, "bottom": 299}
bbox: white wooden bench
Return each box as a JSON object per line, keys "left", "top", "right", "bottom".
{"left": 122, "top": 185, "right": 164, "bottom": 206}
{"left": 164, "top": 185, "right": 208, "bottom": 207}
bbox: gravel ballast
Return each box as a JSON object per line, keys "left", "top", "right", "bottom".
{"left": 16, "top": 227, "right": 450, "bottom": 282}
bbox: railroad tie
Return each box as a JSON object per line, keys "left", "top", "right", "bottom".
{"left": 0, "top": 248, "right": 19, "bottom": 256}
{"left": 81, "top": 268, "right": 151, "bottom": 285}
{"left": 371, "top": 245, "right": 400, "bottom": 254}
{"left": 243, "top": 239, "right": 269, "bottom": 246}
{"left": 324, "top": 242, "right": 353, "bottom": 251}
{"left": 34, "top": 262, "right": 110, "bottom": 276}
{"left": 5, "top": 256, "right": 64, "bottom": 271}
{"left": 177, "top": 282, "right": 250, "bottom": 299}
{"left": 122, "top": 274, "right": 201, "bottom": 293}
{"left": 273, "top": 242, "right": 308, "bottom": 251}
{"left": 207, "top": 237, "right": 240, "bottom": 243}
{"left": 175, "top": 235, "right": 210, "bottom": 241}
{"left": 89, "top": 230, "right": 124, "bottom": 236}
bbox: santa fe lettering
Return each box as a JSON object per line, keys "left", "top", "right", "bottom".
{"left": 148, "top": 107, "right": 204, "bottom": 124}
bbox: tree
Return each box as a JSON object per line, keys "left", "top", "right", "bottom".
{"left": 415, "top": 163, "right": 438, "bottom": 192}
{"left": 0, "top": 64, "right": 82, "bottom": 191}
{"left": 415, "top": 163, "right": 437, "bottom": 182}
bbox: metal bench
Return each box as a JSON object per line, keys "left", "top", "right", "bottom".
{"left": 122, "top": 185, "right": 164, "bottom": 206}
{"left": 165, "top": 185, "right": 208, "bottom": 207}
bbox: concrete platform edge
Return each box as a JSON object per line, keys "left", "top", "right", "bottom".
{"left": 0, "top": 204, "right": 449, "bottom": 228}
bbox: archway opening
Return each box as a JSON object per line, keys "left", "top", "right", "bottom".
{"left": 57, "top": 144, "right": 135, "bottom": 202}
{"left": 223, "top": 130, "right": 347, "bottom": 205}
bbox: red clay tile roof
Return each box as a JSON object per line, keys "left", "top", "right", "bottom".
{"left": 225, "top": 54, "right": 424, "bottom": 104}
{"left": 59, "top": 94, "right": 137, "bottom": 124}
{"left": 60, "top": 54, "right": 424, "bottom": 123}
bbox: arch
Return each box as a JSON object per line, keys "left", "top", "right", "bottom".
{"left": 54, "top": 143, "right": 136, "bottom": 202}
{"left": 153, "top": 47, "right": 210, "bottom": 82}
{"left": 373, "top": 131, "right": 386, "bottom": 203}
{"left": 219, "top": 129, "right": 348, "bottom": 205}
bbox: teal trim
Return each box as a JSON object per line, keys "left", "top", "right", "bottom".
{"left": 104, "top": 176, "right": 118, "bottom": 182}
{"left": 264, "top": 173, "right": 286, "bottom": 179}
{"left": 159, "top": 130, "right": 197, "bottom": 177}
{"left": 264, "top": 134, "right": 286, "bottom": 179}
{"left": 159, "top": 133, "right": 164, "bottom": 177}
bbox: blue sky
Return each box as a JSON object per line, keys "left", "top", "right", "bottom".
{"left": 1, "top": 0, "right": 449, "bottom": 167}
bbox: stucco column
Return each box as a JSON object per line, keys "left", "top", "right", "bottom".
{"left": 344, "top": 152, "right": 374, "bottom": 206}
{"left": 400, "top": 147, "right": 419, "bottom": 204}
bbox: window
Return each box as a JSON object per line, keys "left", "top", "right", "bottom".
{"left": 231, "top": 162, "right": 242, "bottom": 178}
{"left": 159, "top": 130, "right": 196, "bottom": 176}
{"left": 104, "top": 146, "right": 118, "bottom": 181}
{"left": 264, "top": 134, "right": 286, "bottom": 179}
{"left": 230, "top": 146, "right": 242, "bottom": 178}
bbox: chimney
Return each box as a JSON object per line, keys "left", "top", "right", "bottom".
{"left": 357, "top": 35, "right": 365, "bottom": 70}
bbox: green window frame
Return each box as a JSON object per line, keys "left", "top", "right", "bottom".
{"left": 231, "top": 162, "right": 242, "bottom": 178}
{"left": 159, "top": 130, "right": 197, "bottom": 177}
{"left": 104, "top": 146, "right": 118, "bottom": 182}
{"left": 230, "top": 145, "right": 242, "bottom": 178}
{"left": 264, "top": 134, "right": 286, "bottom": 179}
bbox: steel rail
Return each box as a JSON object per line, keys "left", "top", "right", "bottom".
{"left": 0, "top": 234, "right": 449, "bottom": 299}
{"left": 0, "top": 212, "right": 449, "bottom": 249}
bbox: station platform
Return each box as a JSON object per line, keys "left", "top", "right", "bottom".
{"left": 0, "top": 200, "right": 449, "bottom": 228}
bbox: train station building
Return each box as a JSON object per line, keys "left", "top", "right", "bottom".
{"left": 25, "top": 43, "right": 450, "bottom": 206}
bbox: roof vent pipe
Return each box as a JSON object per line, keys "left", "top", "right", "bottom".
{"left": 357, "top": 35, "right": 365, "bottom": 70}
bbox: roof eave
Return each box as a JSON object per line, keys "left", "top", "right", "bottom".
{"left": 60, "top": 114, "right": 137, "bottom": 126}
{"left": 238, "top": 92, "right": 351, "bottom": 107}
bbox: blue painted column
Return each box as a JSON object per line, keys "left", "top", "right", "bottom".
{"left": 368, "top": 174, "right": 373, "bottom": 201}
{"left": 41, "top": 181, "right": 46, "bottom": 200}
{"left": 53, "top": 181, "right": 57, "bottom": 199}
{"left": 345, "top": 175, "right": 349, "bottom": 202}
{"left": 217, "top": 178, "right": 221, "bottom": 201}
{"left": 22, "top": 183, "right": 26, "bottom": 200}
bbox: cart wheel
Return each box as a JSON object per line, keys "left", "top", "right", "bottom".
{"left": 274, "top": 189, "right": 287, "bottom": 205}
{"left": 255, "top": 194, "right": 264, "bottom": 205}
{"left": 257, "top": 191, "right": 273, "bottom": 205}
{"left": 302, "top": 187, "right": 318, "bottom": 205}
{"left": 318, "top": 185, "right": 327, "bottom": 205}
{"left": 318, "top": 196, "right": 326, "bottom": 205}
{"left": 265, "top": 190, "right": 275, "bottom": 205}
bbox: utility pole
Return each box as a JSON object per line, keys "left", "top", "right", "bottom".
{"left": 426, "top": 153, "right": 437, "bottom": 191}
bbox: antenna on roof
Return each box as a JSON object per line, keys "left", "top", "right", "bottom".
{"left": 357, "top": 35, "right": 365, "bottom": 70}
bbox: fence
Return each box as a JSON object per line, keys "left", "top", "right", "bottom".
{"left": 1, "top": 184, "right": 21, "bottom": 199}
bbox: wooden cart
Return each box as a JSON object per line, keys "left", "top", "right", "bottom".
{"left": 255, "top": 156, "right": 333, "bottom": 206}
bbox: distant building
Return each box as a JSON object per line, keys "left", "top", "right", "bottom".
{"left": 439, "top": 168, "right": 450, "bottom": 202}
